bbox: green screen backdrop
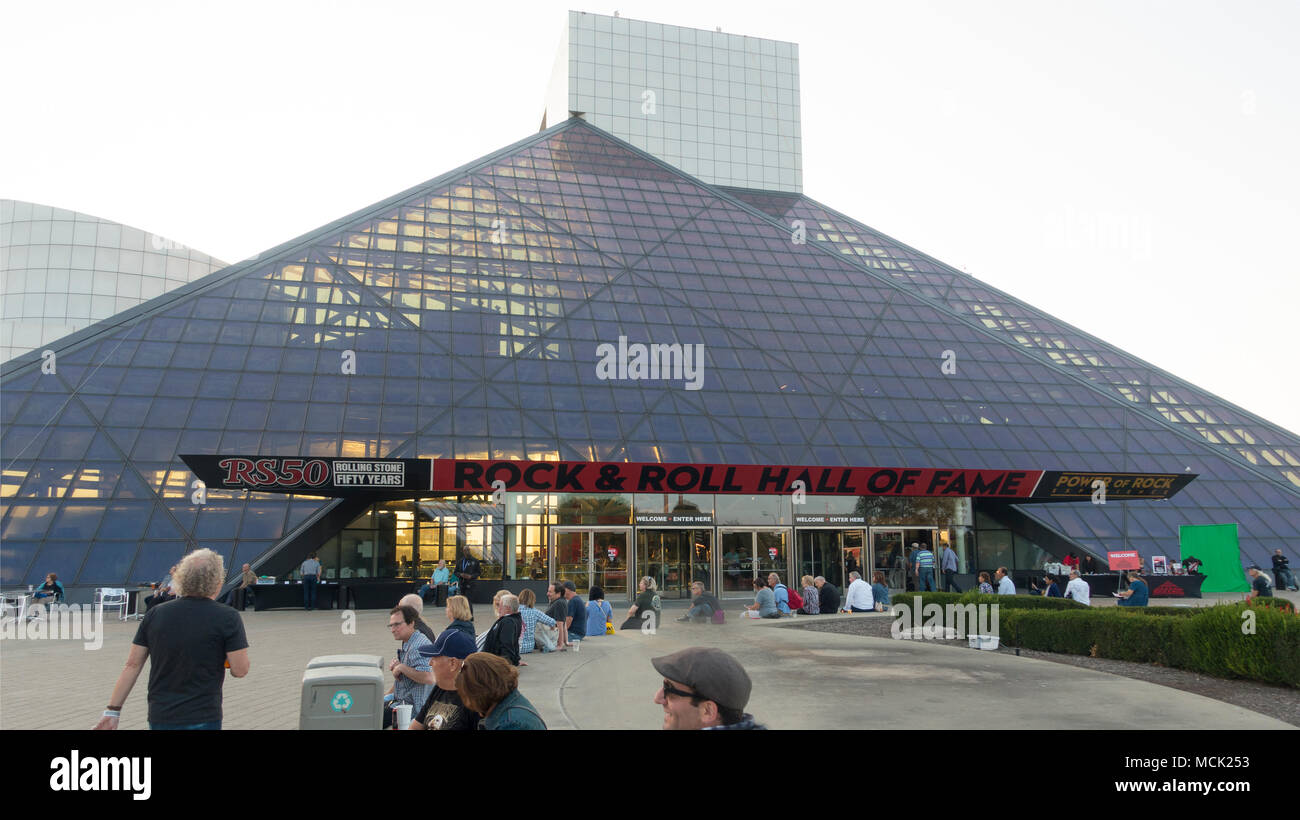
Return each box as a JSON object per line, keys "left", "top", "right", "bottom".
{"left": 1179, "top": 523, "right": 1248, "bottom": 593}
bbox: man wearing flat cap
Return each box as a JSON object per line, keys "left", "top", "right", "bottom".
{"left": 651, "top": 647, "right": 766, "bottom": 730}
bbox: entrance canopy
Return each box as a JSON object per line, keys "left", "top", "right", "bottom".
{"left": 182, "top": 455, "right": 1195, "bottom": 502}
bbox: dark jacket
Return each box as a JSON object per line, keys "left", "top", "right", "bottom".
{"left": 480, "top": 688, "right": 546, "bottom": 730}
{"left": 444, "top": 619, "right": 475, "bottom": 640}
{"left": 483, "top": 612, "right": 522, "bottom": 666}
{"left": 817, "top": 582, "right": 840, "bottom": 613}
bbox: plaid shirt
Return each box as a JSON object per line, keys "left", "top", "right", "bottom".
{"left": 394, "top": 630, "right": 433, "bottom": 708}
{"left": 518, "top": 605, "right": 556, "bottom": 653}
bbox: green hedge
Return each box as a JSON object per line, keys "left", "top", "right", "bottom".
{"left": 999, "top": 601, "right": 1300, "bottom": 687}
{"left": 891, "top": 591, "right": 1088, "bottom": 612}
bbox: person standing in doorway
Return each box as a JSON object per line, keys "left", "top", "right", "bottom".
{"left": 913, "top": 543, "right": 936, "bottom": 592}
{"left": 300, "top": 552, "right": 322, "bottom": 611}
{"left": 941, "top": 542, "right": 961, "bottom": 593}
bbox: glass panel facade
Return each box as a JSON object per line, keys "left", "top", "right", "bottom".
{"left": 1, "top": 120, "right": 1295, "bottom": 590}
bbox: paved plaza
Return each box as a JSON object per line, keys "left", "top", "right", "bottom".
{"left": 1, "top": 597, "right": 1291, "bottom": 730}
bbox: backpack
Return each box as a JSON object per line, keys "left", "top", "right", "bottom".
{"left": 787, "top": 587, "right": 804, "bottom": 610}
{"left": 711, "top": 608, "right": 725, "bottom": 624}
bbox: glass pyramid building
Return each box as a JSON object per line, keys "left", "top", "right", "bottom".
{"left": 2, "top": 117, "right": 1297, "bottom": 591}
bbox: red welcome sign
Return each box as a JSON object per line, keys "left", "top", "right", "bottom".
{"left": 1107, "top": 550, "right": 1142, "bottom": 571}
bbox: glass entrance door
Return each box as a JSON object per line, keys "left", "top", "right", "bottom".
{"left": 871, "top": 527, "right": 939, "bottom": 591}
{"left": 636, "top": 529, "right": 713, "bottom": 599}
{"left": 797, "top": 529, "right": 865, "bottom": 590}
{"left": 718, "top": 528, "right": 791, "bottom": 598}
{"left": 552, "top": 528, "right": 632, "bottom": 599}
{"left": 872, "top": 529, "right": 906, "bottom": 590}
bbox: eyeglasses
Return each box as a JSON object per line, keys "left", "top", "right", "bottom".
{"left": 661, "top": 680, "right": 701, "bottom": 701}
{"left": 387, "top": 622, "right": 405, "bottom": 629}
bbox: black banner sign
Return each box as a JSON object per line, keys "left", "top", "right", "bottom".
{"left": 181, "top": 456, "right": 431, "bottom": 496}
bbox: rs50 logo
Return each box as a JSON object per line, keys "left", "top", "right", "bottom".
{"left": 219, "top": 458, "right": 330, "bottom": 487}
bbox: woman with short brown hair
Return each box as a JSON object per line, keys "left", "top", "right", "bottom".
{"left": 456, "top": 653, "right": 546, "bottom": 730}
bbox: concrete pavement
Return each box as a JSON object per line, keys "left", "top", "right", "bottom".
{"left": 1, "top": 600, "right": 1290, "bottom": 730}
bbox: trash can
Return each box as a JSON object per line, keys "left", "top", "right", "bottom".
{"left": 300, "top": 662, "right": 384, "bottom": 730}
{"left": 434, "top": 583, "right": 449, "bottom": 607}
{"left": 306, "top": 654, "right": 382, "bottom": 671}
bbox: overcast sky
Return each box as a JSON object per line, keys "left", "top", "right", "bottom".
{"left": 3, "top": 0, "right": 1297, "bottom": 435}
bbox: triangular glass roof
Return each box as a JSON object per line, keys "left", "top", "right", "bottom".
{"left": 2, "top": 119, "right": 1296, "bottom": 586}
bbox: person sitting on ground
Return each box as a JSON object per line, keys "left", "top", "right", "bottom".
{"left": 517, "top": 588, "right": 557, "bottom": 654}
{"left": 813, "top": 576, "right": 839, "bottom": 614}
{"left": 842, "top": 570, "right": 874, "bottom": 613}
{"left": 585, "top": 586, "right": 613, "bottom": 637}
{"left": 994, "top": 567, "right": 1016, "bottom": 595}
{"left": 797, "top": 575, "right": 820, "bottom": 615}
{"left": 977, "top": 571, "right": 994, "bottom": 594}
{"left": 650, "top": 647, "right": 765, "bottom": 730}
{"left": 744, "top": 577, "right": 779, "bottom": 618}
{"left": 1116, "top": 571, "right": 1149, "bottom": 607}
{"left": 870, "top": 570, "right": 890, "bottom": 610}
{"left": 1246, "top": 566, "right": 1274, "bottom": 600}
{"left": 767, "top": 573, "right": 791, "bottom": 615}
{"left": 441, "top": 595, "right": 476, "bottom": 641}
{"left": 680, "top": 581, "right": 723, "bottom": 623}
{"left": 477, "top": 589, "right": 509, "bottom": 651}
{"left": 1064, "top": 569, "right": 1091, "bottom": 606}
{"left": 562, "top": 581, "right": 587, "bottom": 649}
{"left": 457, "top": 652, "right": 547, "bottom": 730}
{"left": 623, "top": 576, "right": 663, "bottom": 630}
{"left": 482, "top": 593, "right": 523, "bottom": 666}
{"left": 410, "top": 630, "right": 480, "bottom": 731}
{"left": 383, "top": 604, "right": 434, "bottom": 728}
{"left": 398, "top": 593, "right": 439, "bottom": 643}
{"left": 546, "top": 582, "right": 572, "bottom": 649}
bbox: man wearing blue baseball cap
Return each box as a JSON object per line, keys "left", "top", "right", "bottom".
{"left": 408, "top": 629, "right": 480, "bottom": 731}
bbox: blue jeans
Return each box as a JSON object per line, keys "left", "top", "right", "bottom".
{"left": 150, "top": 721, "right": 221, "bottom": 730}
{"left": 686, "top": 604, "right": 712, "bottom": 622}
{"left": 1277, "top": 568, "right": 1297, "bottom": 589}
{"left": 917, "top": 572, "right": 935, "bottom": 592}
{"left": 303, "top": 575, "right": 318, "bottom": 609}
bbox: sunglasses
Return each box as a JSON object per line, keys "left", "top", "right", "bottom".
{"left": 661, "top": 680, "right": 701, "bottom": 701}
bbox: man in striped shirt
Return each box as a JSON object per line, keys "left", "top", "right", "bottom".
{"left": 913, "top": 543, "right": 936, "bottom": 592}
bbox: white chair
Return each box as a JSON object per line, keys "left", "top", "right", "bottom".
{"left": 95, "top": 588, "right": 129, "bottom": 621}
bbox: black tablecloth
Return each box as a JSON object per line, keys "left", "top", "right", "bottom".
{"left": 1142, "top": 574, "right": 1204, "bottom": 599}
{"left": 253, "top": 583, "right": 338, "bottom": 611}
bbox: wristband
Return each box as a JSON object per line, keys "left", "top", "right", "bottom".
{"left": 102, "top": 710, "right": 121, "bottom": 718}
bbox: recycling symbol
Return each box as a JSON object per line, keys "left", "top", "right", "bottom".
{"left": 331, "top": 690, "right": 353, "bottom": 712}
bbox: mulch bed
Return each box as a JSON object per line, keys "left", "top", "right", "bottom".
{"left": 786, "top": 615, "right": 1300, "bottom": 728}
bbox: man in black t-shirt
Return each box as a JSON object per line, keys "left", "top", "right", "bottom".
{"left": 410, "top": 630, "right": 479, "bottom": 731}
{"left": 94, "top": 549, "right": 249, "bottom": 730}
{"left": 1247, "top": 567, "right": 1273, "bottom": 599}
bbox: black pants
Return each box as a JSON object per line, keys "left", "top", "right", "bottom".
{"left": 943, "top": 569, "right": 961, "bottom": 593}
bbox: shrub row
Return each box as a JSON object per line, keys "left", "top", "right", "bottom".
{"left": 998, "top": 601, "right": 1299, "bottom": 687}
{"left": 891, "top": 591, "right": 1087, "bottom": 612}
